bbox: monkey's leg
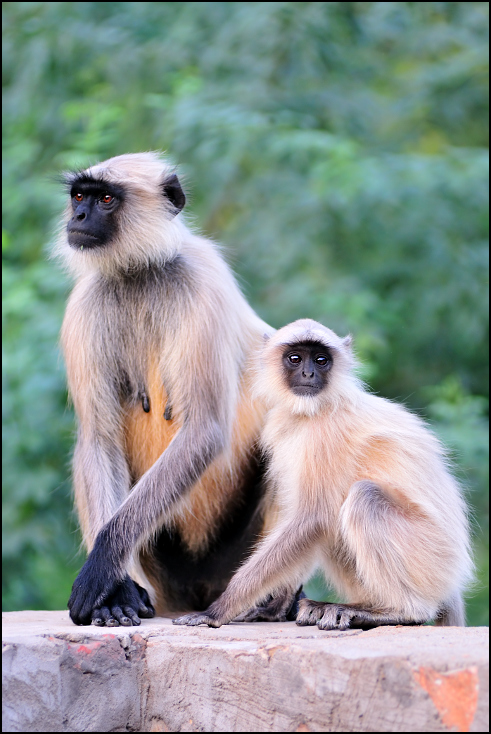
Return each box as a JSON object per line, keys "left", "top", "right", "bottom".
{"left": 318, "top": 479, "right": 448, "bottom": 629}
{"left": 173, "top": 520, "right": 319, "bottom": 627}
{"left": 297, "top": 599, "right": 425, "bottom": 631}
{"left": 234, "top": 586, "right": 306, "bottom": 623}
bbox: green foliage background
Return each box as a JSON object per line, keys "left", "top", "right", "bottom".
{"left": 2, "top": 2, "right": 489, "bottom": 624}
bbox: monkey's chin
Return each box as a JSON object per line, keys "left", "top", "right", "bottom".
{"left": 291, "top": 386, "right": 323, "bottom": 397}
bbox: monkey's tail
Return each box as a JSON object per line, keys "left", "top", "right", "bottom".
{"left": 435, "top": 593, "right": 466, "bottom": 626}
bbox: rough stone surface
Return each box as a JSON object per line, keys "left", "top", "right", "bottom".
{"left": 2, "top": 611, "right": 488, "bottom": 733}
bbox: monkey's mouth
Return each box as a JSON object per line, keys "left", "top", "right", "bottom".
{"left": 67, "top": 231, "right": 103, "bottom": 250}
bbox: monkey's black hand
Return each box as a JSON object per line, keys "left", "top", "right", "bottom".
{"left": 68, "top": 548, "right": 155, "bottom": 626}
{"left": 68, "top": 548, "right": 118, "bottom": 625}
{"left": 172, "top": 611, "right": 223, "bottom": 628}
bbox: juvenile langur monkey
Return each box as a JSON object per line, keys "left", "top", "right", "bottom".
{"left": 174, "top": 319, "right": 473, "bottom": 630}
{"left": 56, "top": 152, "right": 303, "bottom": 626}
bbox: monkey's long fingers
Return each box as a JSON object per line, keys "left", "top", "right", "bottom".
{"left": 133, "top": 582, "right": 156, "bottom": 618}
{"left": 91, "top": 608, "right": 106, "bottom": 626}
{"left": 337, "top": 608, "right": 356, "bottom": 631}
{"left": 92, "top": 606, "right": 119, "bottom": 627}
{"left": 172, "top": 613, "right": 222, "bottom": 628}
{"left": 138, "top": 606, "right": 154, "bottom": 619}
{"left": 296, "top": 598, "right": 326, "bottom": 626}
{"left": 316, "top": 604, "right": 375, "bottom": 630}
{"left": 110, "top": 605, "right": 135, "bottom": 626}
{"left": 119, "top": 606, "right": 141, "bottom": 625}
{"left": 69, "top": 588, "right": 97, "bottom": 626}
{"left": 317, "top": 604, "right": 344, "bottom": 630}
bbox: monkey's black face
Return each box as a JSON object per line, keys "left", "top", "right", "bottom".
{"left": 67, "top": 176, "right": 124, "bottom": 250}
{"left": 282, "top": 341, "right": 333, "bottom": 397}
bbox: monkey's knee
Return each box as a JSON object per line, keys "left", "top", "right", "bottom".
{"left": 339, "top": 480, "right": 414, "bottom": 553}
{"left": 341, "top": 480, "right": 393, "bottom": 523}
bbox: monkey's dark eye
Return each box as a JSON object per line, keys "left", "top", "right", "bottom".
{"left": 100, "top": 194, "right": 113, "bottom": 204}
{"left": 288, "top": 354, "right": 301, "bottom": 364}
{"left": 315, "top": 355, "right": 329, "bottom": 366}
{"left": 74, "top": 193, "right": 83, "bottom": 202}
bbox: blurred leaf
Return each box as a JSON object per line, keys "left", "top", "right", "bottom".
{"left": 2, "top": 1, "right": 488, "bottom": 623}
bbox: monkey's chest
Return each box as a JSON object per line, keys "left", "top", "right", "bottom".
{"left": 274, "top": 428, "right": 361, "bottom": 509}
{"left": 123, "top": 358, "right": 178, "bottom": 482}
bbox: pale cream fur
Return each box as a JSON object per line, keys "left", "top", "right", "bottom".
{"left": 254, "top": 319, "right": 473, "bottom": 623}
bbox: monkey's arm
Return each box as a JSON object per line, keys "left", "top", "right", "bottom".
{"left": 173, "top": 519, "right": 319, "bottom": 628}
{"left": 71, "top": 427, "right": 158, "bottom": 626}
{"left": 68, "top": 418, "right": 225, "bottom": 624}
{"left": 72, "top": 428, "right": 132, "bottom": 549}
{"left": 62, "top": 288, "right": 138, "bottom": 549}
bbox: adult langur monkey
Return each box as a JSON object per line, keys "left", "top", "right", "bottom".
{"left": 174, "top": 320, "right": 473, "bottom": 630}
{"left": 56, "top": 152, "right": 300, "bottom": 627}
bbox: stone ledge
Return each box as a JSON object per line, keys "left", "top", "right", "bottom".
{"left": 2, "top": 611, "right": 488, "bottom": 733}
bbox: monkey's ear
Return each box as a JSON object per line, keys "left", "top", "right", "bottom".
{"left": 342, "top": 334, "right": 353, "bottom": 351}
{"left": 162, "top": 173, "right": 186, "bottom": 214}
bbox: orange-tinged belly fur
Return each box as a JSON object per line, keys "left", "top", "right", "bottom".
{"left": 123, "top": 365, "right": 178, "bottom": 482}
{"left": 123, "top": 361, "right": 265, "bottom": 554}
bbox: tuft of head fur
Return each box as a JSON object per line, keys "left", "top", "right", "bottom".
{"left": 255, "top": 319, "right": 360, "bottom": 416}
{"left": 53, "top": 152, "right": 188, "bottom": 277}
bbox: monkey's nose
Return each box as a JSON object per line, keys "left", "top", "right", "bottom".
{"left": 76, "top": 212, "right": 86, "bottom": 221}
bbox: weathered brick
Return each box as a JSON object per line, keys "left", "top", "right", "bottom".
{"left": 2, "top": 611, "right": 488, "bottom": 733}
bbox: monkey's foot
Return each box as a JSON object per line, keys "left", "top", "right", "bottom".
{"left": 296, "top": 599, "right": 426, "bottom": 631}
{"left": 234, "top": 586, "right": 306, "bottom": 623}
{"left": 172, "top": 611, "right": 223, "bottom": 628}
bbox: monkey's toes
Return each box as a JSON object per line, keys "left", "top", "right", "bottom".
{"left": 316, "top": 604, "right": 358, "bottom": 630}
{"left": 296, "top": 598, "right": 326, "bottom": 626}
